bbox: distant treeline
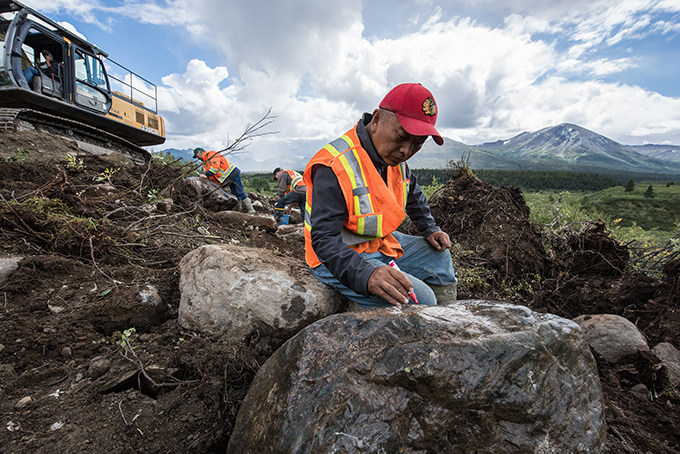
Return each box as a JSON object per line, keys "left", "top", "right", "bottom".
{"left": 474, "top": 170, "right": 624, "bottom": 191}
{"left": 242, "top": 168, "right": 678, "bottom": 193}
{"left": 411, "top": 169, "right": 624, "bottom": 191}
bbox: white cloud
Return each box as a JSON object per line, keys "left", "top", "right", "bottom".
{"left": 24, "top": 0, "right": 111, "bottom": 29}
{"left": 19, "top": 0, "right": 680, "bottom": 153}
{"left": 445, "top": 78, "right": 680, "bottom": 145}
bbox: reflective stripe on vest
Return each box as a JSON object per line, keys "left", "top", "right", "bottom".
{"left": 303, "top": 122, "right": 409, "bottom": 268}
{"left": 201, "top": 151, "right": 236, "bottom": 185}
{"left": 304, "top": 132, "right": 405, "bottom": 244}
{"left": 284, "top": 170, "right": 305, "bottom": 193}
{"left": 304, "top": 135, "right": 382, "bottom": 240}
{"left": 304, "top": 134, "right": 356, "bottom": 231}
{"left": 397, "top": 162, "right": 410, "bottom": 207}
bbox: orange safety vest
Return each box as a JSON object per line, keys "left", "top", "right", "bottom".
{"left": 199, "top": 150, "right": 237, "bottom": 185}
{"left": 303, "top": 122, "right": 411, "bottom": 268}
{"left": 281, "top": 170, "right": 306, "bottom": 193}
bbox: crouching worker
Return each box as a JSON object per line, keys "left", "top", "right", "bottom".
{"left": 193, "top": 148, "right": 255, "bottom": 214}
{"left": 303, "top": 83, "right": 457, "bottom": 309}
{"left": 273, "top": 167, "right": 306, "bottom": 224}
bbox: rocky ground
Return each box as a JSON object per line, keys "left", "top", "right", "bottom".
{"left": 0, "top": 129, "right": 679, "bottom": 453}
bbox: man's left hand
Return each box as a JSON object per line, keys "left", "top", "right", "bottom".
{"left": 426, "top": 231, "right": 451, "bottom": 252}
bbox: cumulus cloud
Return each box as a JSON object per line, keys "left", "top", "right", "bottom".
{"left": 18, "top": 0, "right": 680, "bottom": 153}
{"left": 444, "top": 79, "right": 680, "bottom": 145}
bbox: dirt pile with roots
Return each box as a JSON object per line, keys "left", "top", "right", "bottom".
{"left": 0, "top": 130, "right": 679, "bottom": 453}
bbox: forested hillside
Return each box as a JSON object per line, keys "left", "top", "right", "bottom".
{"left": 411, "top": 168, "right": 679, "bottom": 192}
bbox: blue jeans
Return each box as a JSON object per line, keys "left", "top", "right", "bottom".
{"left": 274, "top": 191, "right": 305, "bottom": 223}
{"left": 312, "top": 231, "right": 457, "bottom": 309}
{"left": 224, "top": 173, "right": 247, "bottom": 201}
{"left": 23, "top": 67, "right": 39, "bottom": 83}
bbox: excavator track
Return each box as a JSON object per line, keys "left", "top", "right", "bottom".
{"left": 0, "top": 107, "right": 151, "bottom": 165}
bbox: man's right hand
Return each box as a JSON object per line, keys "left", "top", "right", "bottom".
{"left": 367, "top": 265, "right": 413, "bottom": 306}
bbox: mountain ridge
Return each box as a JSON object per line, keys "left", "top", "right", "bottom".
{"left": 160, "top": 123, "right": 680, "bottom": 174}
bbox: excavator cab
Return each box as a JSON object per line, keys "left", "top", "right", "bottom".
{"left": 0, "top": 0, "right": 165, "bottom": 159}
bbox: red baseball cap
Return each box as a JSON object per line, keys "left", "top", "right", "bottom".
{"left": 379, "top": 83, "right": 444, "bottom": 146}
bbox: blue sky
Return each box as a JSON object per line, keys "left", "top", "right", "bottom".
{"left": 17, "top": 0, "right": 680, "bottom": 161}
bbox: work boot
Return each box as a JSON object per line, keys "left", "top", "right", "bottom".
{"left": 274, "top": 207, "right": 284, "bottom": 224}
{"left": 233, "top": 200, "right": 243, "bottom": 212}
{"left": 429, "top": 283, "right": 457, "bottom": 304}
{"left": 242, "top": 197, "right": 256, "bottom": 215}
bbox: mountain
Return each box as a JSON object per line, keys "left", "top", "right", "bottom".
{"left": 474, "top": 123, "right": 680, "bottom": 174}
{"left": 158, "top": 124, "right": 680, "bottom": 175}
{"left": 629, "top": 144, "right": 680, "bottom": 163}
{"left": 405, "top": 138, "right": 519, "bottom": 170}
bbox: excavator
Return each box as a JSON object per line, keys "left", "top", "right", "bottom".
{"left": 0, "top": 0, "right": 165, "bottom": 164}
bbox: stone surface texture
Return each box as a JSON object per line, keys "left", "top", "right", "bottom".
{"left": 227, "top": 300, "right": 605, "bottom": 454}
{"left": 573, "top": 314, "right": 649, "bottom": 364}
{"left": 652, "top": 342, "right": 680, "bottom": 386}
{"left": 184, "top": 176, "right": 237, "bottom": 211}
{"left": 178, "top": 244, "right": 346, "bottom": 336}
{"left": 0, "top": 255, "right": 22, "bottom": 286}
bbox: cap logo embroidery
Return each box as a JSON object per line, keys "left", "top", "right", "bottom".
{"left": 422, "top": 97, "right": 436, "bottom": 116}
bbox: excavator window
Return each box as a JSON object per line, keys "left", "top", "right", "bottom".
{"left": 73, "top": 50, "right": 110, "bottom": 113}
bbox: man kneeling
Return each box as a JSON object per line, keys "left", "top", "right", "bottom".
{"left": 303, "top": 83, "right": 457, "bottom": 309}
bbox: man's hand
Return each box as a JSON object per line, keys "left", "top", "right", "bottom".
{"left": 367, "top": 265, "right": 413, "bottom": 306}
{"left": 426, "top": 231, "right": 451, "bottom": 252}
{"left": 199, "top": 174, "right": 207, "bottom": 179}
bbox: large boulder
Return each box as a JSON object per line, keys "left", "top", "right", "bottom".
{"left": 178, "top": 244, "right": 347, "bottom": 338}
{"left": 573, "top": 314, "right": 649, "bottom": 364}
{"left": 227, "top": 301, "right": 605, "bottom": 454}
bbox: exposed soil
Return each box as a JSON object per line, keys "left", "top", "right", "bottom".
{"left": 1, "top": 129, "right": 679, "bottom": 453}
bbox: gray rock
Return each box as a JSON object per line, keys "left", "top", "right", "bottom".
{"left": 276, "top": 224, "right": 304, "bottom": 241}
{"left": 214, "top": 211, "right": 278, "bottom": 233}
{"left": 228, "top": 301, "right": 605, "bottom": 454}
{"left": 629, "top": 383, "right": 649, "bottom": 397}
{"left": 183, "top": 176, "right": 237, "bottom": 211}
{"left": 0, "top": 255, "right": 22, "bottom": 286}
{"left": 61, "top": 347, "right": 73, "bottom": 359}
{"left": 178, "top": 244, "right": 347, "bottom": 336}
{"left": 138, "top": 285, "right": 161, "bottom": 307}
{"left": 651, "top": 342, "right": 680, "bottom": 386}
{"left": 573, "top": 314, "right": 649, "bottom": 364}
{"left": 15, "top": 396, "right": 32, "bottom": 409}
{"left": 87, "top": 358, "right": 111, "bottom": 380}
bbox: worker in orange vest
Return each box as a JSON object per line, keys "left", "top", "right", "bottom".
{"left": 303, "top": 83, "right": 457, "bottom": 309}
{"left": 193, "top": 148, "right": 255, "bottom": 214}
{"left": 273, "top": 168, "right": 306, "bottom": 224}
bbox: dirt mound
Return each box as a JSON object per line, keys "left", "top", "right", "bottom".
{"left": 428, "top": 175, "right": 547, "bottom": 276}
{"left": 564, "top": 220, "right": 630, "bottom": 277}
